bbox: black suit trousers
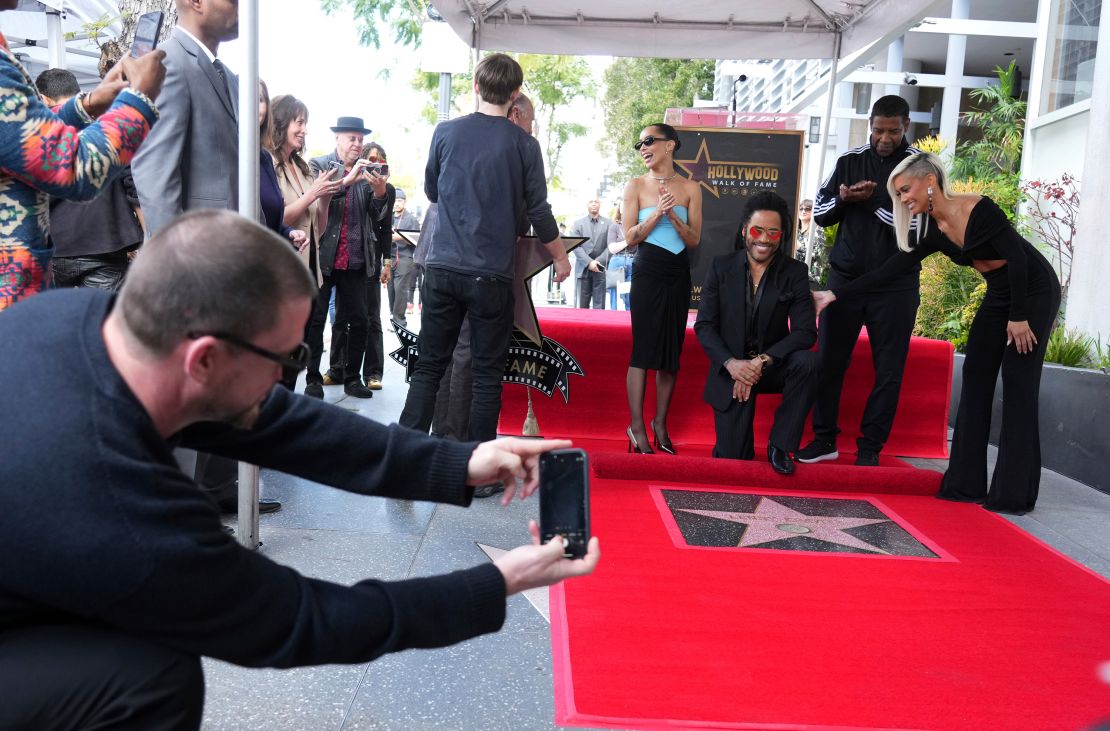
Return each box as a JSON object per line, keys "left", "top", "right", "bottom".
{"left": 812, "top": 283, "right": 919, "bottom": 453}
{"left": 712, "top": 350, "right": 819, "bottom": 460}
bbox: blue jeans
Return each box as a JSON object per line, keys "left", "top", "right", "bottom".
{"left": 607, "top": 252, "right": 634, "bottom": 309}
{"left": 399, "top": 267, "right": 515, "bottom": 442}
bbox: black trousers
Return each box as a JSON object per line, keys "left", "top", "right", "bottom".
{"left": 51, "top": 252, "right": 129, "bottom": 291}
{"left": 577, "top": 270, "right": 606, "bottom": 309}
{"left": 431, "top": 318, "right": 472, "bottom": 440}
{"left": 0, "top": 624, "right": 204, "bottom": 731}
{"left": 812, "top": 282, "right": 919, "bottom": 453}
{"left": 306, "top": 267, "right": 369, "bottom": 385}
{"left": 940, "top": 266, "right": 1061, "bottom": 512}
{"left": 400, "top": 268, "right": 513, "bottom": 442}
{"left": 329, "top": 274, "right": 384, "bottom": 381}
{"left": 712, "top": 350, "right": 819, "bottom": 460}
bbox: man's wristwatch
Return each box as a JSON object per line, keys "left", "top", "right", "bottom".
{"left": 757, "top": 354, "right": 772, "bottom": 367}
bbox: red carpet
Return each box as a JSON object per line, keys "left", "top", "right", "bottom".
{"left": 551, "top": 460, "right": 1110, "bottom": 731}
{"left": 500, "top": 308, "right": 953, "bottom": 459}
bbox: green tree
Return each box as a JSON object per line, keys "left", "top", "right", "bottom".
{"left": 601, "top": 58, "right": 715, "bottom": 182}
{"left": 952, "top": 61, "right": 1026, "bottom": 205}
{"left": 518, "top": 54, "right": 594, "bottom": 187}
{"left": 320, "top": 0, "right": 427, "bottom": 49}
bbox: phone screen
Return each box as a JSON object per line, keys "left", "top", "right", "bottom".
{"left": 539, "top": 449, "right": 589, "bottom": 558}
{"left": 131, "top": 12, "right": 163, "bottom": 58}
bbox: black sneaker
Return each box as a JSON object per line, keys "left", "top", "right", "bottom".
{"left": 795, "top": 439, "right": 839, "bottom": 464}
{"left": 855, "top": 450, "right": 880, "bottom": 467}
{"left": 343, "top": 381, "right": 374, "bottom": 398}
{"left": 304, "top": 382, "right": 324, "bottom": 399}
{"left": 473, "top": 482, "right": 505, "bottom": 499}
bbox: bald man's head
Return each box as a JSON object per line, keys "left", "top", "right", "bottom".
{"left": 509, "top": 93, "right": 535, "bottom": 136}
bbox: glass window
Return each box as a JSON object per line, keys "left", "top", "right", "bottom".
{"left": 1042, "top": 0, "right": 1102, "bottom": 112}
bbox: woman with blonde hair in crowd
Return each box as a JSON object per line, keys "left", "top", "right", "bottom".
{"left": 606, "top": 206, "right": 633, "bottom": 310}
{"left": 814, "top": 152, "right": 1060, "bottom": 514}
{"left": 621, "top": 123, "right": 703, "bottom": 454}
{"left": 270, "top": 93, "right": 340, "bottom": 398}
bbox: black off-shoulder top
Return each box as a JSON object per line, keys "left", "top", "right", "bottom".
{"left": 832, "top": 197, "right": 1035, "bottom": 320}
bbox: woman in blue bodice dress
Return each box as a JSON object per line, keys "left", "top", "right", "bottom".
{"left": 620, "top": 124, "right": 703, "bottom": 454}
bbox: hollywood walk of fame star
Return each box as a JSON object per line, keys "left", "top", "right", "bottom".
{"left": 512, "top": 234, "right": 587, "bottom": 345}
{"left": 394, "top": 231, "right": 586, "bottom": 347}
{"left": 678, "top": 496, "right": 892, "bottom": 554}
{"left": 674, "top": 138, "right": 719, "bottom": 199}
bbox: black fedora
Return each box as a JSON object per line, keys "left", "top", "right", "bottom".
{"left": 330, "top": 116, "right": 371, "bottom": 135}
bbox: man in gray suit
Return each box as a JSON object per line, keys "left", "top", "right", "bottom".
{"left": 131, "top": 0, "right": 279, "bottom": 515}
{"left": 569, "top": 199, "right": 611, "bottom": 309}
{"left": 132, "top": 0, "right": 241, "bottom": 235}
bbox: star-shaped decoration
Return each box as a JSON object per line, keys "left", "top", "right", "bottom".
{"left": 679, "top": 497, "right": 891, "bottom": 554}
{"left": 513, "top": 235, "right": 587, "bottom": 346}
{"left": 674, "top": 138, "right": 720, "bottom": 199}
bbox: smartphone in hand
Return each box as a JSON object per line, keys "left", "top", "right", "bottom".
{"left": 130, "top": 11, "right": 164, "bottom": 58}
{"left": 539, "top": 449, "right": 590, "bottom": 559}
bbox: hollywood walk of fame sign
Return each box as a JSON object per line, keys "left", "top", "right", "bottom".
{"left": 389, "top": 232, "right": 587, "bottom": 403}
{"left": 670, "top": 127, "right": 804, "bottom": 309}
{"left": 657, "top": 488, "right": 940, "bottom": 558}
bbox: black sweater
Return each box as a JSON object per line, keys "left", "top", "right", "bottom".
{"left": 813, "top": 138, "right": 920, "bottom": 292}
{"left": 424, "top": 113, "right": 559, "bottom": 281}
{"left": 0, "top": 290, "right": 506, "bottom": 667}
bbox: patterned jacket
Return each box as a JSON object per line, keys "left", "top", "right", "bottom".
{"left": 0, "top": 34, "right": 158, "bottom": 310}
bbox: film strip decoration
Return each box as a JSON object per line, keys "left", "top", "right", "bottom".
{"left": 388, "top": 325, "right": 584, "bottom": 403}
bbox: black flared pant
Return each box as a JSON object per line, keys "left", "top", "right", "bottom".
{"left": 939, "top": 264, "right": 1061, "bottom": 513}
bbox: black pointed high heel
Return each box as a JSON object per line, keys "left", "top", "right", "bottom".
{"left": 626, "top": 426, "right": 654, "bottom": 454}
{"left": 650, "top": 420, "right": 677, "bottom": 455}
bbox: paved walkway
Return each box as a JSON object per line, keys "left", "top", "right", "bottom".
{"left": 201, "top": 302, "right": 1110, "bottom": 730}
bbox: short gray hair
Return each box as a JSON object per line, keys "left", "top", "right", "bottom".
{"left": 119, "top": 210, "right": 317, "bottom": 356}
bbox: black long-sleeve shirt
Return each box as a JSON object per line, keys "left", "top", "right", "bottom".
{"left": 0, "top": 290, "right": 506, "bottom": 668}
{"left": 424, "top": 113, "right": 559, "bottom": 281}
{"left": 813, "top": 138, "right": 920, "bottom": 292}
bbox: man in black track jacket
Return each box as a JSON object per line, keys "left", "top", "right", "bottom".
{"left": 797, "top": 95, "right": 920, "bottom": 467}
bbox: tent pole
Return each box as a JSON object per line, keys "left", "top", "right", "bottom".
{"left": 808, "top": 31, "right": 842, "bottom": 271}
{"left": 236, "top": 0, "right": 261, "bottom": 550}
{"left": 46, "top": 9, "right": 64, "bottom": 69}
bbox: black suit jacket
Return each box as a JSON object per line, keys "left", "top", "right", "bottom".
{"left": 694, "top": 252, "right": 817, "bottom": 412}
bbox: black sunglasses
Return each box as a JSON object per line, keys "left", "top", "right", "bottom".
{"left": 633, "top": 135, "right": 667, "bottom": 151}
{"left": 188, "top": 331, "right": 310, "bottom": 380}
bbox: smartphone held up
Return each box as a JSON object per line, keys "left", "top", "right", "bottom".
{"left": 130, "top": 11, "right": 164, "bottom": 58}
{"left": 539, "top": 449, "right": 591, "bottom": 559}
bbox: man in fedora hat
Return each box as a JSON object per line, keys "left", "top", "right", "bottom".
{"left": 307, "top": 116, "right": 391, "bottom": 399}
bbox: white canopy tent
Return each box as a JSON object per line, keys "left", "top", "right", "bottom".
{"left": 430, "top": 0, "right": 944, "bottom": 62}
{"left": 3, "top": 0, "right": 118, "bottom": 84}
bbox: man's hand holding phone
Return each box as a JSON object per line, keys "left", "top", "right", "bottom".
{"left": 494, "top": 520, "right": 600, "bottom": 596}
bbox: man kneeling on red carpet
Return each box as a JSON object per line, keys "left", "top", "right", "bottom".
{"left": 694, "top": 192, "right": 819, "bottom": 475}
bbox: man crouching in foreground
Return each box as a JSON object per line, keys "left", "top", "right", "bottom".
{"left": 0, "top": 209, "right": 599, "bottom": 730}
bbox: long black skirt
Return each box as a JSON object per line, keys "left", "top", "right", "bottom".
{"left": 629, "top": 243, "right": 691, "bottom": 372}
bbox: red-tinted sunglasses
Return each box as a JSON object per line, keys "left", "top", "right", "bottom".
{"left": 749, "top": 225, "right": 783, "bottom": 241}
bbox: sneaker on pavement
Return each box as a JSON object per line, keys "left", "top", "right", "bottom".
{"left": 322, "top": 370, "right": 341, "bottom": 386}
{"left": 343, "top": 381, "right": 374, "bottom": 398}
{"left": 855, "top": 450, "right": 880, "bottom": 467}
{"left": 795, "top": 439, "right": 839, "bottom": 464}
{"left": 304, "top": 382, "right": 324, "bottom": 399}
{"left": 366, "top": 378, "right": 383, "bottom": 390}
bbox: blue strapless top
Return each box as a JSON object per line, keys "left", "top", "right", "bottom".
{"left": 638, "top": 206, "right": 688, "bottom": 254}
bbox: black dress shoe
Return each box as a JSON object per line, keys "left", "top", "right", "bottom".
{"left": 768, "top": 445, "right": 795, "bottom": 475}
{"left": 218, "top": 498, "right": 282, "bottom": 515}
{"left": 304, "top": 382, "right": 324, "bottom": 399}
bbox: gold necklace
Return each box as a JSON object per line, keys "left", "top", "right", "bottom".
{"left": 651, "top": 172, "right": 678, "bottom": 182}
